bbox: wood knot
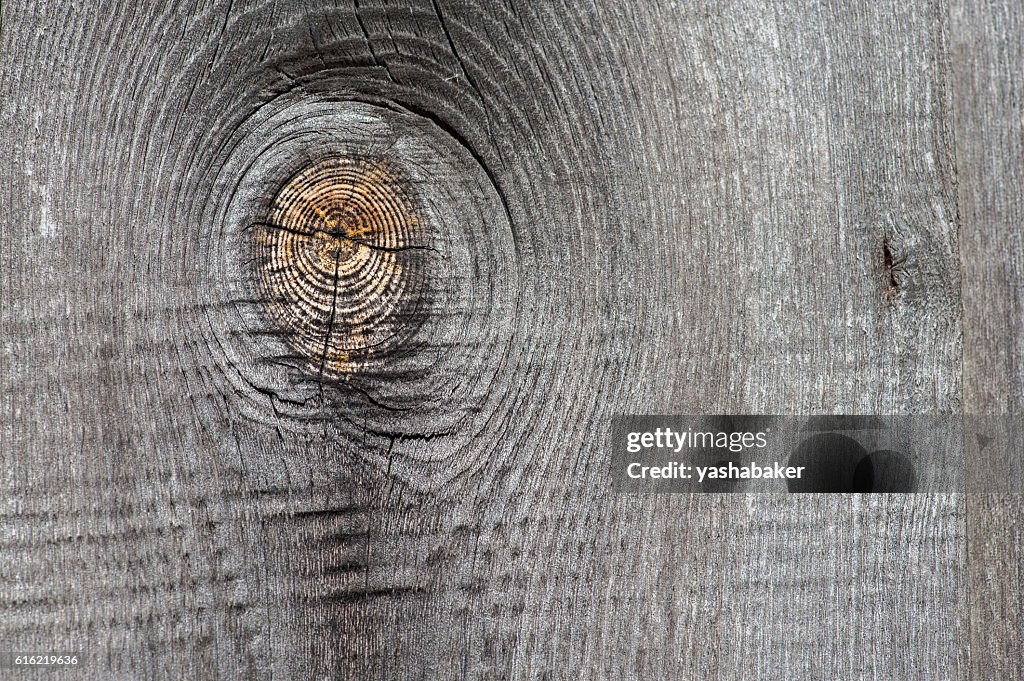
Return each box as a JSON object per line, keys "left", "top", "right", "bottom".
{"left": 252, "top": 158, "right": 425, "bottom": 377}
{"left": 881, "top": 235, "right": 906, "bottom": 299}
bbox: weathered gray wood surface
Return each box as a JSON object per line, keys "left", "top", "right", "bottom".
{"left": 954, "top": 0, "right": 1024, "bottom": 677}
{"left": 0, "top": 0, "right": 1018, "bottom": 678}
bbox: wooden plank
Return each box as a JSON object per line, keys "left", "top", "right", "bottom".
{"left": 0, "top": 0, "right": 986, "bottom": 678}
{"left": 627, "top": 1, "right": 966, "bottom": 676}
{"left": 951, "top": 0, "right": 1024, "bottom": 676}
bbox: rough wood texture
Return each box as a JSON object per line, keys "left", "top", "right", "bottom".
{"left": 0, "top": 0, "right": 1017, "bottom": 678}
{"left": 953, "top": 0, "right": 1024, "bottom": 677}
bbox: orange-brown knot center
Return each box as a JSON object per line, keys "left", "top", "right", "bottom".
{"left": 252, "top": 158, "right": 422, "bottom": 376}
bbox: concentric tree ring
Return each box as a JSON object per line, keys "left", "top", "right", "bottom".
{"left": 252, "top": 158, "right": 425, "bottom": 377}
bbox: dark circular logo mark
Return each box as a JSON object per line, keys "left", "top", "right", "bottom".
{"left": 788, "top": 434, "right": 917, "bottom": 493}
{"left": 786, "top": 432, "right": 867, "bottom": 493}
{"left": 852, "top": 449, "right": 916, "bottom": 493}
